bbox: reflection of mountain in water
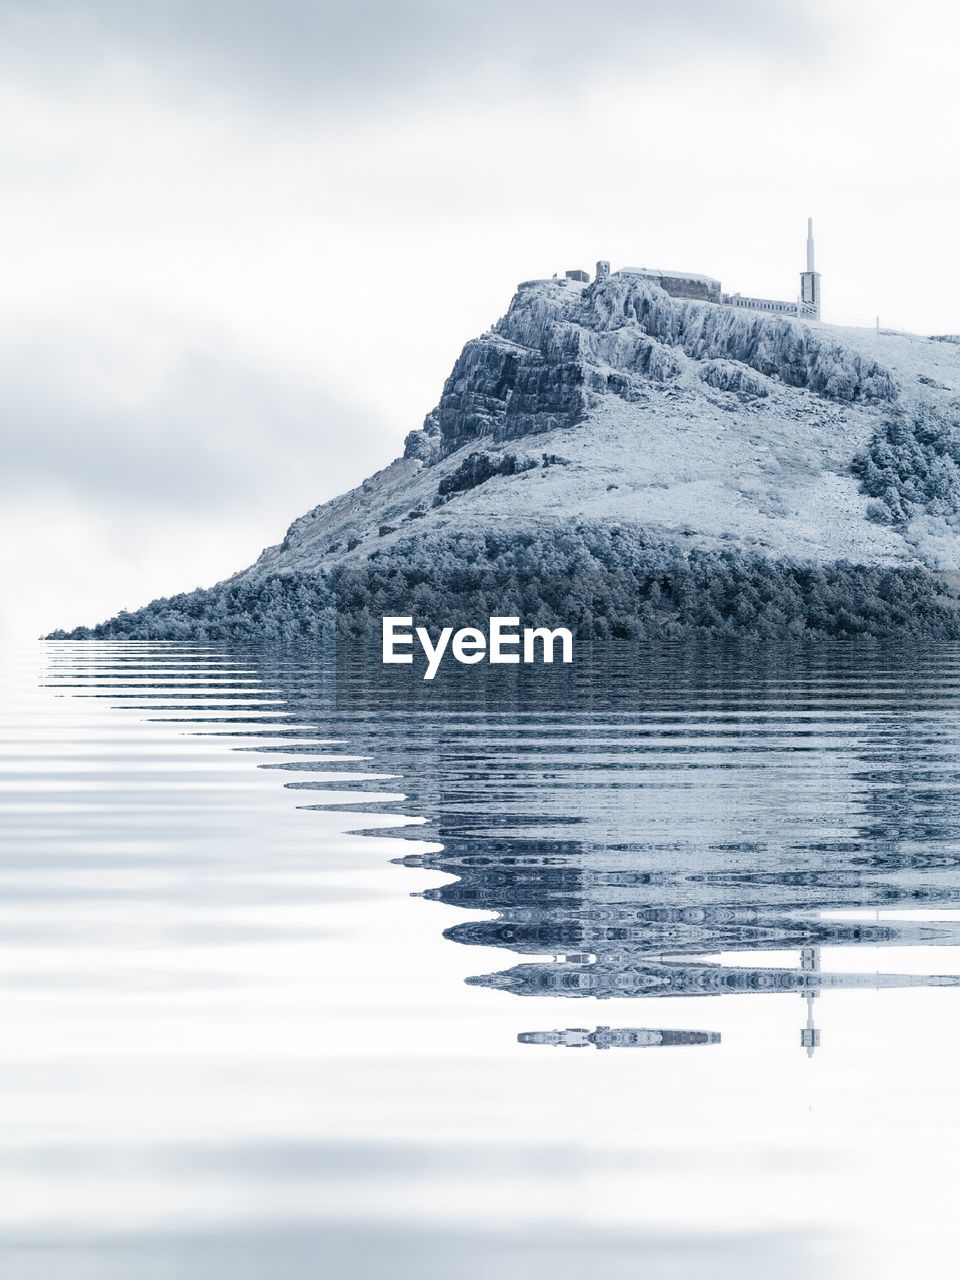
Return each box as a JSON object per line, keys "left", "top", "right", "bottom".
{"left": 358, "top": 645, "right": 960, "bottom": 1019}
{"left": 46, "top": 641, "right": 960, "bottom": 1046}
{"left": 473, "top": 952, "right": 959, "bottom": 999}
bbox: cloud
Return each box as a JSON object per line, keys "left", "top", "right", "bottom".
{"left": 0, "top": 309, "right": 393, "bottom": 516}
{"left": 0, "top": 304, "right": 407, "bottom": 638}
{"left": 0, "top": 1, "right": 828, "bottom": 106}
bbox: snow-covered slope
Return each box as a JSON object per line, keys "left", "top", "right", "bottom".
{"left": 252, "top": 274, "right": 960, "bottom": 579}
{"left": 57, "top": 270, "right": 960, "bottom": 640}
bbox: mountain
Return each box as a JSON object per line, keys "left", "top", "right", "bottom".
{"left": 53, "top": 269, "right": 960, "bottom": 640}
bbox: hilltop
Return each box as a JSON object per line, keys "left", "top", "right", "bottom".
{"left": 53, "top": 270, "right": 960, "bottom": 640}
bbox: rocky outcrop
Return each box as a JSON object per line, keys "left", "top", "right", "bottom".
{"left": 402, "top": 273, "right": 899, "bottom": 462}
{"left": 580, "top": 275, "right": 899, "bottom": 403}
{"left": 427, "top": 330, "right": 590, "bottom": 454}
{"left": 403, "top": 409, "right": 441, "bottom": 462}
{"left": 699, "top": 358, "right": 771, "bottom": 397}
{"left": 436, "top": 450, "right": 537, "bottom": 497}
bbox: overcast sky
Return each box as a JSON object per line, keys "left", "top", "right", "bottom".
{"left": 2, "top": 0, "right": 958, "bottom": 639}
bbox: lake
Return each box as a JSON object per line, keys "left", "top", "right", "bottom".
{"left": 2, "top": 638, "right": 960, "bottom": 1278}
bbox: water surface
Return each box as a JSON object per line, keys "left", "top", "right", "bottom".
{"left": 2, "top": 640, "right": 960, "bottom": 1277}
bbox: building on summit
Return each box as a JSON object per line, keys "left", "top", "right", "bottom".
{"left": 543, "top": 219, "right": 822, "bottom": 320}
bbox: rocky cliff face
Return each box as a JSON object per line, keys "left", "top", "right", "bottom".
{"left": 407, "top": 273, "right": 900, "bottom": 463}
{"left": 413, "top": 324, "right": 591, "bottom": 458}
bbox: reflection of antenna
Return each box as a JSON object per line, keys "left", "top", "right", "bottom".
{"left": 800, "top": 945, "right": 821, "bottom": 1057}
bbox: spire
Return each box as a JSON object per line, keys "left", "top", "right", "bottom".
{"left": 800, "top": 217, "right": 820, "bottom": 319}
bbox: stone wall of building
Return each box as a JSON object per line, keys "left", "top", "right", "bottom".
{"left": 657, "top": 273, "right": 723, "bottom": 303}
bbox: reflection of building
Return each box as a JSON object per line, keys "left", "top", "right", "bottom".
{"left": 519, "top": 1026, "right": 720, "bottom": 1049}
